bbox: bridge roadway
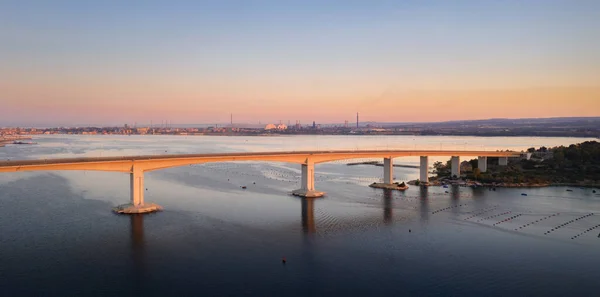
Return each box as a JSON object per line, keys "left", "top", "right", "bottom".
{"left": 0, "top": 150, "right": 521, "bottom": 214}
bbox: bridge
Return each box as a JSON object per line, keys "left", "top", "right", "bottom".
{"left": 0, "top": 150, "right": 521, "bottom": 214}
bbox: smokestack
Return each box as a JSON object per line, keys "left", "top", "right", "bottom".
{"left": 356, "top": 112, "right": 359, "bottom": 128}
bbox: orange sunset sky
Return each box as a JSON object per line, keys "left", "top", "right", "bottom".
{"left": 1, "top": 1, "right": 599, "bottom": 126}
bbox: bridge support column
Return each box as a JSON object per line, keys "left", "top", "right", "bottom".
{"left": 499, "top": 157, "right": 508, "bottom": 166}
{"left": 383, "top": 157, "right": 393, "bottom": 184}
{"left": 451, "top": 156, "right": 460, "bottom": 178}
{"left": 478, "top": 156, "right": 488, "bottom": 173}
{"left": 293, "top": 160, "right": 324, "bottom": 198}
{"left": 369, "top": 157, "right": 409, "bottom": 191}
{"left": 131, "top": 167, "right": 144, "bottom": 206}
{"left": 420, "top": 156, "right": 429, "bottom": 184}
{"left": 113, "top": 165, "right": 163, "bottom": 214}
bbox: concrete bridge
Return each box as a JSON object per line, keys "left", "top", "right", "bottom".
{"left": 0, "top": 150, "right": 520, "bottom": 213}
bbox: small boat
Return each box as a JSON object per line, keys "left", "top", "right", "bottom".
{"left": 593, "top": 190, "right": 597, "bottom": 193}
{"left": 442, "top": 185, "right": 449, "bottom": 188}
{"left": 566, "top": 189, "right": 573, "bottom": 192}
{"left": 241, "top": 186, "right": 247, "bottom": 189}
{"left": 521, "top": 193, "right": 528, "bottom": 196}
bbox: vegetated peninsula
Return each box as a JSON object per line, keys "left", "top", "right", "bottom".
{"left": 423, "top": 141, "right": 600, "bottom": 188}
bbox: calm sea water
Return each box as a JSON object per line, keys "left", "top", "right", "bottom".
{"left": 1, "top": 135, "right": 600, "bottom": 296}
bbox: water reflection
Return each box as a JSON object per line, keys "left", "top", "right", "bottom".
{"left": 419, "top": 186, "right": 429, "bottom": 222}
{"left": 451, "top": 185, "right": 460, "bottom": 201}
{"left": 472, "top": 187, "right": 487, "bottom": 199}
{"left": 301, "top": 198, "right": 316, "bottom": 234}
{"left": 130, "top": 214, "right": 146, "bottom": 286}
{"left": 383, "top": 190, "right": 393, "bottom": 225}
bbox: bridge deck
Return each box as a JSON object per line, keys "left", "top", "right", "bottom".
{"left": 0, "top": 150, "right": 520, "bottom": 168}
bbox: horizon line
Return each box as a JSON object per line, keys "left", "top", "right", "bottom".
{"left": 2, "top": 116, "right": 600, "bottom": 128}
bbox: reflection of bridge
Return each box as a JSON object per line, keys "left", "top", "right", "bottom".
{"left": 301, "top": 187, "right": 428, "bottom": 234}
{"left": 0, "top": 150, "right": 520, "bottom": 213}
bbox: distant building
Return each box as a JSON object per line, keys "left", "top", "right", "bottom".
{"left": 265, "top": 124, "right": 277, "bottom": 130}
{"left": 136, "top": 127, "right": 149, "bottom": 134}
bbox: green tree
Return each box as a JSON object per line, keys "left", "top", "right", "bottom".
{"left": 468, "top": 159, "right": 478, "bottom": 171}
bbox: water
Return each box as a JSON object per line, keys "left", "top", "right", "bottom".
{"left": 1, "top": 135, "right": 600, "bottom": 296}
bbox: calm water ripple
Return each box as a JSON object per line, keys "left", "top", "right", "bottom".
{"left": 1, "top": 135, "right": 600, "bottom": 296}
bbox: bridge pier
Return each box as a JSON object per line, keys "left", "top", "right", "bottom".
{"left": 293, "top": 161, "right": 324, "bottom": 198}
{"left": 478, "top": 156, "right": 488, "bottom": 173}
{"left": 369, "top": 157, "right": 409, "bottom": 190}
{"left": 451, "top": 156, "right": 460, "bottom": 178}
{"left": 383, "top": 157, "right": 394, "bottom": 184}
{"left": 113, "top": 166, "right": 162, "bottom": 214}
{"left": 420, "top": 156, "right": 429, "bottom": 184}
{"left": 499, "top": 157, "right": 508, "bottom": 166}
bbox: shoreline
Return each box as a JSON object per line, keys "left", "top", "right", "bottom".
{"left": 11, "top": 132, "right": 600, "bottom": 139}
{"left": 408, "top": 179, "right": 600, "bottom": 189}
{"left": 369, "top": 182, "right": 409, "bottom": 191}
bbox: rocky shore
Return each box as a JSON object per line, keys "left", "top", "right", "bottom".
{"left": 369, "top": 182, "right": 409, "bottom": 191}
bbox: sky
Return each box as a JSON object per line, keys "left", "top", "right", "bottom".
{"left": 1, "top": 0, "right": 599, "bottom": 126}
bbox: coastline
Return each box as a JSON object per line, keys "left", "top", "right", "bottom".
{"left": 408, "top": 179, "right": 600, "bottom": 189}
{"left": 369, "top": 182, "right": 409, "bottom": 191}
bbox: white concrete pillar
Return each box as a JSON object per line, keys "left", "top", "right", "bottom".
{"left": 294, "top": 160, "right": 324, "bottom": 197}
{"left": 420, "top": 156, "right": 429, "bottom": 183}
{"left": 130, "top": 166, "right": 144, "bottom": 206}
{"left": 478, "top": 156, "right": 488, "bottom": 173}
{"left": 384, "top": 157, "right": 393, "bottom": 184}
{"left": 451, "top": 156, "right": 460, "bottom": 178}
{"left": 499, "top": 157, "right": 508, "bottom": 166}
{"left": 301, "top": 162, "right": 315, "bottom": 191}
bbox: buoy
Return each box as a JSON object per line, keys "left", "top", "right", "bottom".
{"left": 409, "top": 229, "right": 411, "bottom": 233}
{"left": 282, "top": 257, "right": 287, "bottom": 264}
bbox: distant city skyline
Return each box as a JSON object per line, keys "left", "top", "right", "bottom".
{"left": 1, "top": 1, "right": 599, "bottom": 126}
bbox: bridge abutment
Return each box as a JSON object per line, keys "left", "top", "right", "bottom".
{"left": 114, "top": 166, "right": 162, "bottom": 214}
